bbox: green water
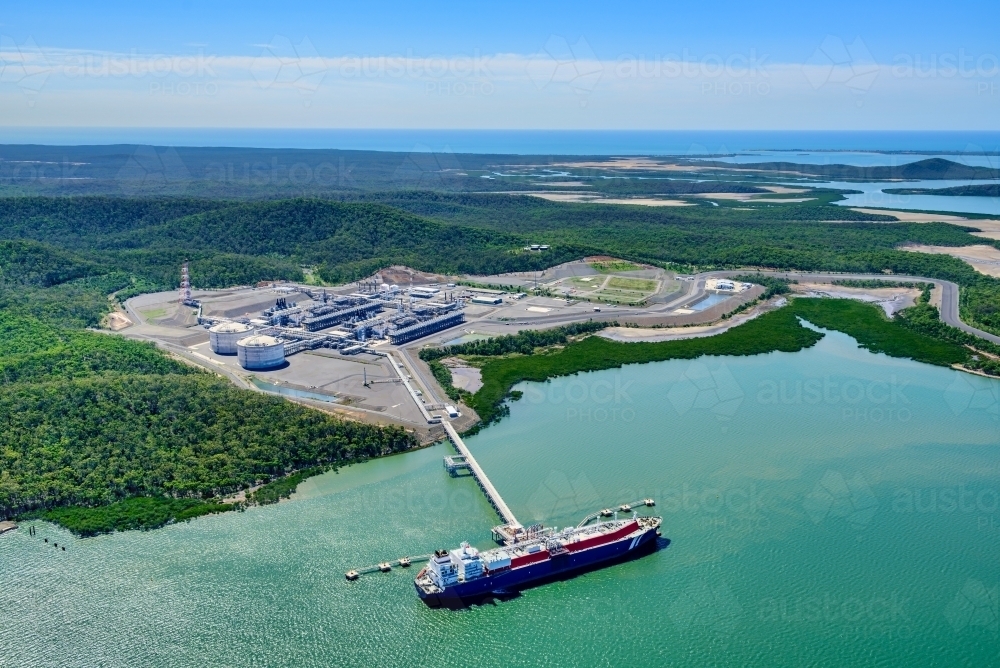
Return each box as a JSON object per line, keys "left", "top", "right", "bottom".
{"left": 3, "top": 329, "right": 999, "bottom": 666}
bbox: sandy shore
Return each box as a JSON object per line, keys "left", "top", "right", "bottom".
{"left": 851, "top": 208, "right": 1000, "bottom": 240}
{"left": 550, "top": 158, "right": 702, "bottom": 172}
{"left": 690, "top": 193, "right": 814, "bottom": 203}
{"left": 527, "top": 193, "right": 694, "bottom": 206}
{"left": 792, "top": 283, "right": 922, "bottom": 315}
{"left": 599, "top": 299, "right": 780, "bottom": 342}
{"left": 901, "top": 244, "right": 1000, "bottom": 277}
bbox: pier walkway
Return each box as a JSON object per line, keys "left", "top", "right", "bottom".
{"left": 442, "top": 421, "right": 521, "bottom": 529}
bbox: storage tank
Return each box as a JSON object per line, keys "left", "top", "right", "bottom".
{"left": 236, "top": 334, "right": 285, "bottom": 369}
{"left": 208, "top": 321, "right": 254, "bottom": 355}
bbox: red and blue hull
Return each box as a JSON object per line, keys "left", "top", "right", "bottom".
{"left": 416, "top": 525, "right": 660, "bottom": 607}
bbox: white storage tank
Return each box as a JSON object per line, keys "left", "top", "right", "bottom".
{"left": 208, "top": 321, "right": 254, "bottom": 355}
{"left": 236, "top": 334, "right": 285, "bottom": 369}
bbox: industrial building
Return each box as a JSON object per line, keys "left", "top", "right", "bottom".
{"left": 209, "top": 321, "right": 254, "bottom": 354}
{"left": 302, "top": 301, "right": 383, "bottom": 331}
{"left": 409, "top": 286, "right": 439, "bottom": 299}
{"left": 389, "top": 310, "right": 465, "bottom": 345}
{"left": 237, "top": 334, "right": 286, "bottom": 369}
{"left": 196, "top": 282, "right": 469, "bottom": 367}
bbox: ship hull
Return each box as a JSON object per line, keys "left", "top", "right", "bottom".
{"left": 416, "top": 525, "right": 659, "bottom": 607}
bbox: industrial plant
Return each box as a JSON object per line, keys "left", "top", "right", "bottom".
{"left": 200, "top": 281, "right": 468, "bottom": 370}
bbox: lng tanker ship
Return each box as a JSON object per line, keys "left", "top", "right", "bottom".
{"left": 414, "top": 515, "right": 662, "bottom": 606}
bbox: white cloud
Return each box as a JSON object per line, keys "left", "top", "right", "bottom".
{"left": 0, "top": 42, "right": 997, "bottom": 129}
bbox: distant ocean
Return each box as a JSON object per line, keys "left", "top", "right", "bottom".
{"left": 1, "top": 128, "right": 999, "bottom": 155}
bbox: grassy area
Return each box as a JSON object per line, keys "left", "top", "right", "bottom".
{"left": 606, "top": 276, "right": 657, "bottom": 292}
{"left": 590, "top": 260, "right": 642, "bottom": 273}
{"left": 22, "top": 497, "right": 234, "bottom": 537}
{"left": 139, "top": 308, "right": 167, "bottom": 320}
{"left": 568, "top": 276, "right": 602, "bottom": 288}
{"left": 593, "top": 291, "right": 649, "bottom": 304}
{"left": 464, "top": 298, "right": 975, "bottom": 426}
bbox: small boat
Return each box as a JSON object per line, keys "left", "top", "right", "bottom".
{"left": 378, "top": 562, "right": 392, "bottom": 572}
{"left": 398, "top": 557, "right": 412, "bottom": 568}
{"left": 345, "top": 570, "right": 360, "bottom": 581}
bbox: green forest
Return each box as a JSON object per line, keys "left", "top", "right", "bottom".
{"left": 441, "top": 297, "right": 996, "bottom": 427}
{"left": 0, "top": 312, "right": 417, "bottom": 535}
{"left": 2, "top": 192, "right": 1000, "bottom": 334}
{"left": 2, "top": 158, "right": 1000, "bottom": 536}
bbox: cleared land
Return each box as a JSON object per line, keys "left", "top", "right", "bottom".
{"left": 851, "top": 208, "right": 1000, "bottom": 240}
{"left": 901, "top": 244, "right": 1000, "bottom": 277}
{"left": 526, "top": 193, "right": 694, "bottom": 206}
{"left": 690, "top": 193, "right": 816, "bottom": 203}
{"left": 589, "top": 260, "right": 643, "bottom": 273}
{"left": 606, "top": 276, "right": 658, "bottom": 292}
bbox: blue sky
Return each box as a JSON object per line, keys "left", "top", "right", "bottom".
{"left": 1, "top": 1, "right": 998, "bottom": 131}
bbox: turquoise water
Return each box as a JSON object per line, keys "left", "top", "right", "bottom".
{"left": 250, "top": 378, "right": 339, "bottom": 403}
{"left": 687, "top": 292, "right": 729, "bottom": 311}
{"left": 807, "top": 178, "right": 1000, "bottom": 216}
{"left": 2, "top": 329, "right": 999, "bottom": 666}
{"left": 441, "top": 333, "right": 493, "bottom": 346}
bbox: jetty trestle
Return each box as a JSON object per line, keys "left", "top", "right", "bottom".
{"left": 443, "top": 455, "right": 471, "bottom": 476}
{"left": 442, "top": 421, "right": 521, "bottom": 530}
{"left": 576, "top": 498, "right": 657, "bottom": 528}
{"left": 347, "top": 554, "right": 432, "bottom": 580}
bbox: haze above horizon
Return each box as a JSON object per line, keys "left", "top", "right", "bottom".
{"left": 1, "top": 0, "right": 998, "bottom": 133}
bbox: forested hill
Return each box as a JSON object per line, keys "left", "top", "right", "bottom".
{"left": 3, "top": 185, "right": 1000, "bottom": 534}
{"left": 2, "top": 192, "right": 1000, "bottom": 334}
{"left": 0, "top": 311, "right": 418, "bottom": 535}
{"left": 884, "top": 184, "right": 1000, "bottom": 197}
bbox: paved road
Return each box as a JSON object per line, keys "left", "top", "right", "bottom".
{"left": 428, "top": 270, "right": 1000, "bottom": 346}
{"left": 396, "top": 347, "right": 445, "bottom": 407}
{"left": 708, "top": 270, "right": 1000, "bottom": 345}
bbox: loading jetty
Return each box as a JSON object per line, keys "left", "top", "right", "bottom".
{"left": 441, "top": 421, "right": 524, "bottom": 543}
{"left": 346, "top": 420, "right": 663, "bottom": 585}
{"left": 347, "top": 419, "right": 524, "bottom": 580}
